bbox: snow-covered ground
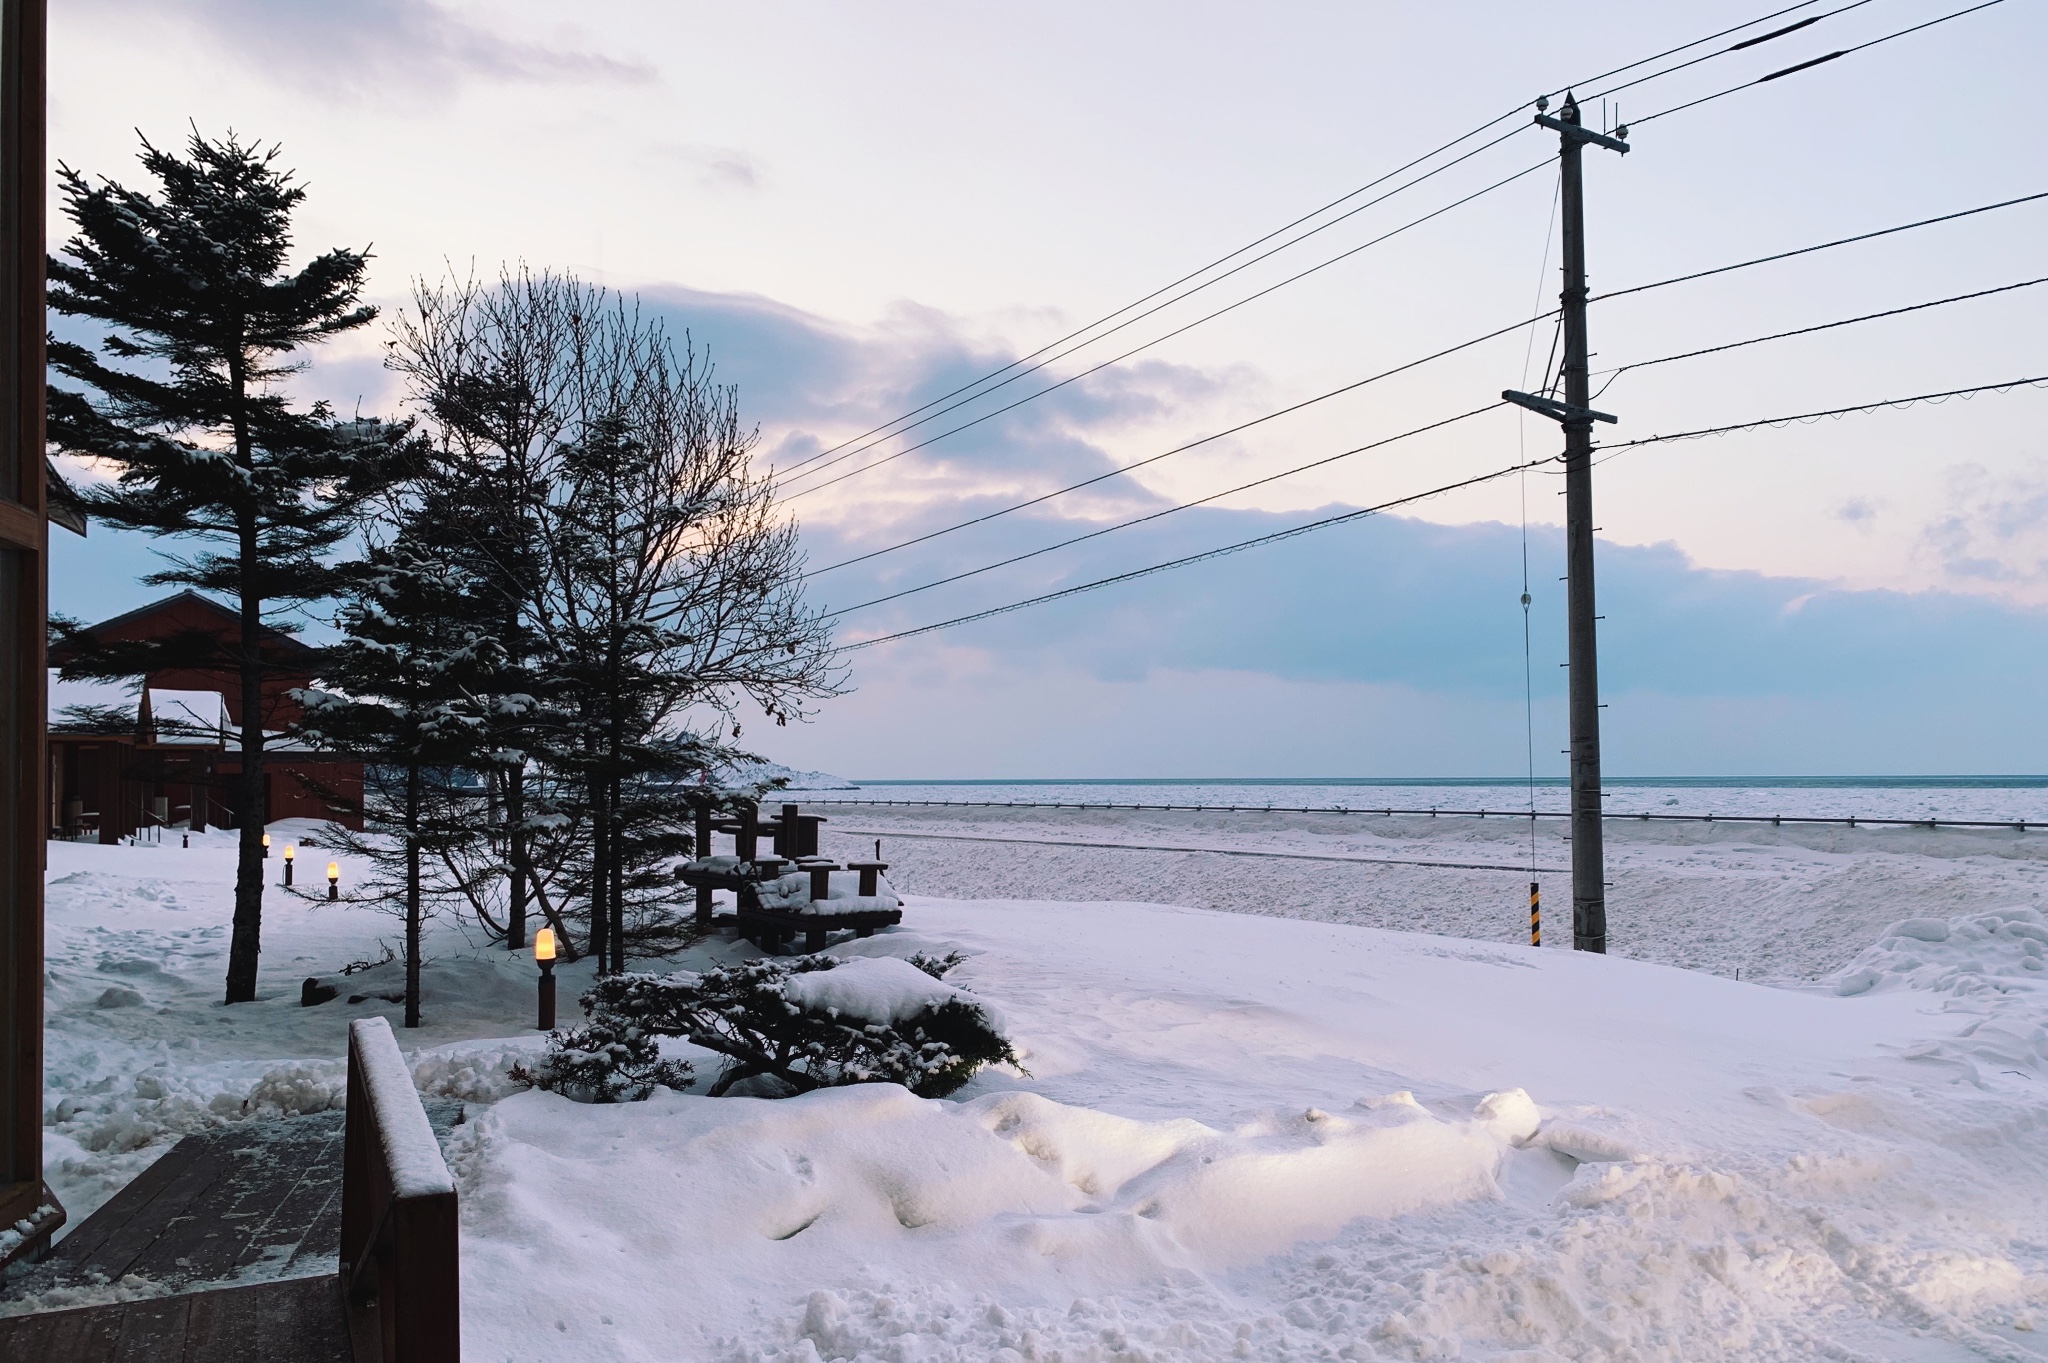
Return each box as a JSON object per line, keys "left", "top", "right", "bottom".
{"left": 24, "top": 811, "right": 2048, "bottom": 1359}
{"left": 819, "top": 803, "right": 2048, "bottom": 983}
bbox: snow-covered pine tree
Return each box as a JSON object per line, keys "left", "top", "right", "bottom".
{"left": 46, "top": 131, "right": 404, "bottom": 1004}
{"left": 524, "top": 953, "right": 1015, "bottom": 1101}
{"left": 295, "top": 487, "right": 503, "bottom": 1027}
{"left": 385, "top": 268, "right": 568, "bottom": 955}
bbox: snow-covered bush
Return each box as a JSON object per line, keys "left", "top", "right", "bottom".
{"left": 522, "top": 954, "right": 1015, "bottom": 1101}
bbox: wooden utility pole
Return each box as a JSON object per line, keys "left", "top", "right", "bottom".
{"left": 1503, "top": 91, "right": 1627, "bottom": 953}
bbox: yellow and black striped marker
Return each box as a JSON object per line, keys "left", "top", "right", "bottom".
{"left": 1529, "top": 881, "right": 1541, "bottom": 947}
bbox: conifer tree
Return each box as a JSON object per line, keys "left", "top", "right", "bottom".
{"left": 296, "top": 491, "right": 502, "bottom": 1027}
{"left": 45, "top": 131, "right": 403, "bottom": 1002}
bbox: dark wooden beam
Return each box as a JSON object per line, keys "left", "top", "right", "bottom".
{"left": 0, "top": 0, "right": 60, "bottom": 1271}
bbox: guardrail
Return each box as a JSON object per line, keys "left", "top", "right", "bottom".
{"left": 342, "top": 1017, "right": 459, "bottom": 1363}
{"left": 797, "top": 797, "right": 2045, "bottom": 831}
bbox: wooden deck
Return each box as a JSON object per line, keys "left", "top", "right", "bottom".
{"left": 0, "top": 1274, "right": 352, "bottom": 1362}
{"left": 0, "top": 1103, "right": 463, "bottom": 1362}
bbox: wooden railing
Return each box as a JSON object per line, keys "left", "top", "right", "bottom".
{"left": 341, "top": 1017, "right": 459, "bottom": 1363}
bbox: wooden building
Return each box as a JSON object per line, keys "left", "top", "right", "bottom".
{"left": 47, "top": 592, "right": 365, "bottom": 842}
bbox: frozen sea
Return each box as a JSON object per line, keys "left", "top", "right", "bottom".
{"left": 807, "top": 775, "right": 2048, "bottom": 823}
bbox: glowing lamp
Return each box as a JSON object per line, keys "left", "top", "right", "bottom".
{"left": 327, "top": 861, "right": 341, "bottom": 901}
{"left": 534, "top": 928, "right": 558, "bottom": 1031}
{"left": 262, "top": 832, "right": 271, "bottom": 858}
{"left": 283, "top": 843, "right": 295, "bottom": 887}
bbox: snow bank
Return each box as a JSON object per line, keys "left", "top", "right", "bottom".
{"left": 779, "top": 956, "right": 982, "bottom": 1027}
{"left": 455, "top": 1080, "right": 1542, "bottom": 1357}
{"left": 1829, "top": 905, "right": 2048, "bottom": 999}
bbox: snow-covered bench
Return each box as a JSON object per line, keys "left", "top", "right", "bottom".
{"left": 735, "top": 858, "right": 903, "bottom": 952}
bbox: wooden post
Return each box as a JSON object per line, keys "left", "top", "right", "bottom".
{"left": 0, "top": 0, "right": 63, "bottom": 1272}
{"left": 342, "top": 1018, "right": 460, "bottom": 1363}
{"left": 735, "top": 798, "right": 758, "bottom": 861}
{"left": 692, "top": 800, "right": 713, "bottom": 928}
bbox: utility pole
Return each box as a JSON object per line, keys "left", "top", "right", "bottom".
{"left": 1503, "top": 92, "right": 1627, "bottom": 953}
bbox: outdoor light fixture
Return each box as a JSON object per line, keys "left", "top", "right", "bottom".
{"left": 534, "top": 928, "right": 557, "bottom": 1031}
{"left": 283, "top": 844, "right": 295, "bottom": 886}
{"left": 262, "top": 832, "right": 271, "bottom": 858}
{"left": 327, "top": 861, "right": 340, "bottom": 901}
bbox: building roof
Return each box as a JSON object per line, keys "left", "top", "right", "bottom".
{"left": 55, "top": 591, "right": 317, "bottom": 662}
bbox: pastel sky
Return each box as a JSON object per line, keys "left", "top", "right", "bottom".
{"left": 45, "top": 0, "right": 2048, "bottom": 777}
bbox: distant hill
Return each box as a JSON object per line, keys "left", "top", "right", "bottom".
{"left": 719, "top": 760, "right": 858, "bottom": 791}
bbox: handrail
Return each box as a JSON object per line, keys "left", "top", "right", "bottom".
{"left": 341, "top": 1017, "right": 459, "bottom": 1363}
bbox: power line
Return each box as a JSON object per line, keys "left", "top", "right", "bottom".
{"left": 809, "top": 195, "right": 2048, "bottom": 582}
{"left": 1592, "top": 190, "right": 2048, "bottom": 304}
{"left": 772, "top": 0, "right": 1851, "bottom": 483}
{"left": 790, "top": 4, "right": 2001, "bottom": 504}
{"left": 826, "top": 289, "right": 2014, "bottom": 621}
{"left": 838, "top": 456, "right": 1553, "bottom": 651}
{"left": 804, "top": 313, "right": 1553, "bottom": 580}
{"left": 777, "top": 126, "right": 1537, "bottom": 494}
{"left": 840, "top": 374, "right": 2048, "bottom": 651}
{"left": 1594, "top": 375, "right": 2048, "bottom": 459}
{"left": 1582, "top": 0, "right": 1877, "bottom": 106}
{"left": 822, "top": 403, "right": 1504, "bottom": 618}
{"left": 781, "top": 155, "right": 1553, "bottom": 501}
{"left": 1631, "top": 0, "right": 2010, "bottom": 127}
{"left": 1591, "top": 274, "right": 2048, "bottom": 398}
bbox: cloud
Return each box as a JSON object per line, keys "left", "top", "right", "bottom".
{"left": 1921, "top": 462, "right": 2048, "bottom": 593}
{"left": 631, "top": 284, "right": 1232, "bottom": 515}
{"left": 75, "top": 0, "right": 654, "bottom": 98}
{"left": 648, "top": 143, "right": 762, "bottom": 193}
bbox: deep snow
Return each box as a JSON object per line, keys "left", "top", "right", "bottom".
{"left": 19, "top": 809, "right": 2048, "bottom": 1360}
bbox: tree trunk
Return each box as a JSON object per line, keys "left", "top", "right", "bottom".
{"left": 224, "top": 516, "right": 267, "bottom": 1004}
{"left": 610, "top": 772, "right": 625, "bottom": 974}
{"left": 405, "top": 761, "right": 422, "bottom": 1028}
{"left": 588, "top": 759, "right": 610, "bottom": 971}
{"left": 507, "top": 764, "right": 528, "bottom": 950}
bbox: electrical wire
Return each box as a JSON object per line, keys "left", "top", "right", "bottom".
{"left": 822, "top": 403, "right": 1505, "bottom": 618}
{"left": 1593, "top": 375, "right": 2048, "bottom": 462}
{"left": 808, "top": 192, "right": 2045, "bottom": 583}
{"left": 1592, "top": 190, "right": 2048, "bottom": 304}
{"left": 840, "top": 375, "right": 2048, "bottom": 651}
{"left": 777, "top": 125, "right": 1537, "bottom": 493}
{"left": 803, "top": 310, "right": 1556, "bottom": 580}
{"left": 1517, "top": 176, "right": 1560, "bottom": 878}
{"left": 1581, "top": 0, "right": 1878, "bottom": 106}
{"left": 837, "top": 455, "right": 1554, "bottom": 651}
{"left": 792, "top": 1, "right": 1992, "bottom": 505}
{"left": 1630, "top": 0, "right": 2010, "bottom": 127}
{"left": 1591, "top": 274, "right": 2048, "bottom": 400}
{"left": 781, "top": 155, "right": 1553, "bottom": 501}
{"left": 773, "top": 0, "right": 1853, "bottom": 482}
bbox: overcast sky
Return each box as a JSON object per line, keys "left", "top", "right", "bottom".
{"left": 46, "top": 0, "right": 2048, "bottom": 777}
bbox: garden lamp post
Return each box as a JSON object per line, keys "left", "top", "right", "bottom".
{"left": 534, "top": 928, "right": 557, "bottom": 1030}
{"left": 327, "top": 861, "right": 340, "bottom": 901}
{"left": 283, "top": 844, "right": 295, "bottom": 886}
{"left": 261, "top": 831, "right": 271, "bottom": 858}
